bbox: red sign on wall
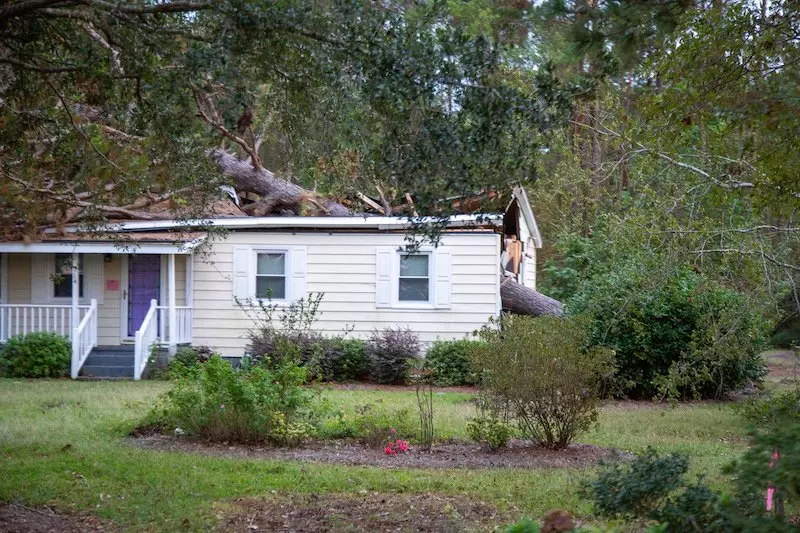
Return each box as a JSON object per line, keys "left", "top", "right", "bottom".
{"left": 106, "top": 279, "right": 120, "bottom": 291}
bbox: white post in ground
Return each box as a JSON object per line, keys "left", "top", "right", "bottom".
{"left": 168, "top": 253, "right": 177, "bottom": 355}
{"left": 70, "top": 252, "right": 80, "bottom": 378}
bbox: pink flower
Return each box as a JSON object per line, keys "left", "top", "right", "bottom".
{"left": 390, "top": 427, "right": 396, "bottom": 435}
{"left": 384, "top": 446, "right": 395, "bottom": 455}
{"left": 219, "top": 403, "right": 225, "bottom": 410}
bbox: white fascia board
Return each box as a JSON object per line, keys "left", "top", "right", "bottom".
{"left": 0, "top": 241, "right": 199, "bottom": 254}
{"left": 44, "top": 214, "right": 503, "bottom": 234}
{"left": 511, "top": 185, "right": 542, "bottom": 248}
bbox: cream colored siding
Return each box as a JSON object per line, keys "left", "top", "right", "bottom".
{"left": 98, "top": 255, "right": 122, "bottom": 345}
{"left": 192, "top": 231, "right": 501, "bottom": 356}
{"left": 7, "top": 254, "right": 31, "bottom": 304}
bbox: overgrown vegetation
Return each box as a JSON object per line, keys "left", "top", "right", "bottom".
{"left": 473, "top": 315, "right": 614, "bottom": 449}
{"left": 0, "top": 332, "right": 71, "bottom": 378}
{"left": 149, "top": 356, "right": 314, "bottom": 445}
{"left": 552, "top": 244, "right": 770, "bottom": 400}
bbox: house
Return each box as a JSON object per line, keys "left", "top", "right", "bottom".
{"left": 0, "top": 188, "right": 541, "bottom": 379}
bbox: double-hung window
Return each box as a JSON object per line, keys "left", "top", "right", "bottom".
{"left": 53, "top": 253, "right": 84, "bottom": 298}
{"left": 398, "top": 253, "right": 431, "bottom": 302}
{"left": 255, "top": 252, "right": 287, "bottom": 300}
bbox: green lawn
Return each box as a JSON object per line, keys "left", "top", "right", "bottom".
{"left": 0, "top": 379, "right": 748, "bottom": 531}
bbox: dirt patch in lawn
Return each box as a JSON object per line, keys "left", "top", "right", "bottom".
{"left": 216, "top": 491, "right": 515, "bottom": 532}
{"left": 130, "top": 434, "right": 630, "bottom": 469}
{"left": 0, "top": 502, "right": 111, "bottom": 533}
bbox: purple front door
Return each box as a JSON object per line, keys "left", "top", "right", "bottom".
{"left": 128, "top": 255, "right": 160, "bottom": 337}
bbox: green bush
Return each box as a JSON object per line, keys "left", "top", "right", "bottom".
{"left": 366, "top": 327, "right": 420, "bottom": 384}
{"left": 584, "top": 442, "right": 800, "bottom": 532}
{"left": 0, "top": 332, "right": 70, "bottom": 378}
{"left": 165, "top": 345, "right": 216, "bottom": 379}
{"left": 570, "top": 267, "right": 769, "bottom": 400}
{"left": 424, "top": 339, "right": 481, "bottom": 386}
{"left": 150, "top": 355, "right": 314, "bottom": 445}
{"left": 474, "top": 315, "right": 614, "bottom": 450}
{"left": 466, "top": 415, "right": 512, "bottom": 451}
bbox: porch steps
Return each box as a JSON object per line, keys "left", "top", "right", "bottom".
{"left": 78, "top": 345, "right": 135, "bottom": 379}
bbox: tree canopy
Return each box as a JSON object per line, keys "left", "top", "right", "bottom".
{"left": 0, "top": 0, "right": 572, "bottom": 239}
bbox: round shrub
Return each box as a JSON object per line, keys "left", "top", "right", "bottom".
{"left": 424, "top": 339, "right": 482, "bottom": 386}
{"left": 0, "top": 332, "right": 71, "bottom": 378}
{"left": 366, "top": 327, "right": 420, "bottom": 384}
{"left": 474, "top": 315, "right": 614, "bottom": 450}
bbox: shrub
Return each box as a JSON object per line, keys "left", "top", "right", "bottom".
{"left": 473, "top": 315, "right": 614, "bottom": 449}
{"left": 310, "top": 338, "right": 368, "bottom": 382}
{"left": 583, "top": 448, "right": 733, "bottom": 532}
{"left": 150, "top": 355, "right": 314, "bottom": 445}
{"left": 466, "top": 415, "right": 512, "bottom": 452}
{"left": 165, "top": 345, "right": 215, "bottom": 379}
{"left": 0, "top": 332, "right": 70, "bottom": 378}
{"left": 570, "top": 267, "right": 769, "bottom": 400}
{"left": 737, "top": 389, "right": 800, "bottom": 430}
{"left": 424, "top": 339, "right": 481, "bottom": 386}
{"left": 366, "top": 327, "right": 420, "bottom": 384}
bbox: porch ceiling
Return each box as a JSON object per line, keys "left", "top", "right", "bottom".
{"left": 0, "top": 232, "right": 206, "bottom": 254}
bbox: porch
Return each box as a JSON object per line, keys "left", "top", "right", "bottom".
{"left": 0, "top": 234, "right": 203, "bottom": 379}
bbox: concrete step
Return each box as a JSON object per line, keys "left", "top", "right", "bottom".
{"left": 84, "top": 354, "right": 135, "bottom": 366}
{"left": 79, "top": 365, "right": 134, "bottom": 378}
{"left": 94, "top": 345, "right": 135, "bottom": 353}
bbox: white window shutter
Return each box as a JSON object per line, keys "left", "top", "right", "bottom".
{"left": 30, "top": 254, "right": 51, "bottom": 304}
{"left": 433, "top": 250, "right": 452, "bottom": 309}
{"left": 84, "top": 254, "right": 104, "bottom": 305}
{"left": 290, "top": 247, "right": 307, "bottom": 301}
{"left": 232, "top": 246, "right": 251, "bottom": 300}
{"left": 375, "top": 247, "right": 394, "bottom": 308}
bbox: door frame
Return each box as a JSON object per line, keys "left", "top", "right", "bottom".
{"left": 120, "top": 254, "right": 164, "bottom": 342}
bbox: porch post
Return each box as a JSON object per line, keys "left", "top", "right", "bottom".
{"left": 168, "top": 253, "right": 177, "bottom": 355}
{"left": 70, "top": 252, "right": 79, "bottom": 377}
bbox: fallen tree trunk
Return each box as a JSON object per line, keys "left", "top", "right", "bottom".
{"left": 210, "top": 150, "right": 352, "bottom": 216}
{"left": 500, "top": 275, "right": 564, "bottom": 316}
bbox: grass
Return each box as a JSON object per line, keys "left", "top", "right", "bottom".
{"left": 0, "top": 379, "right": 749, "bottom": 531}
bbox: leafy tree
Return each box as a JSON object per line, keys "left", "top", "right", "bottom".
{"left": 0, "top": 1, "right": 572, "bottom": 239}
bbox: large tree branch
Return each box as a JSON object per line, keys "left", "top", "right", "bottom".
{"left": 194, "top": 89, "right": 263, "bottom": 171}
{"left": 210, "top": 150, "right": 352, "bottom": 217}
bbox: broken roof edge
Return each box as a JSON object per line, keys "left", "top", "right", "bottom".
{"left": 511, "top": 185, "right": 542, "bottom": 248}
{"left": 43, "top": 213, "right": 504, "bottom": 235}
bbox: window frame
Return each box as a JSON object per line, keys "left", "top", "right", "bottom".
{"left": 394, "top": 250, "right": 434, "bottom": 308}
{"left": 252, "top": 248, "right": 290, "bottom": 303}
{"left": 52, "top": 253, "right": 85, "bottom": 302}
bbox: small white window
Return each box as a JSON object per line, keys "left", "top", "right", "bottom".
{"left": 398, "top": 253, "right": 430, "bottom": 302}
{"left": 255, "top": 252, "right": 286, "bottom": 300}
{"left": 53, "top": 254, "right": 84, "bottom": 298}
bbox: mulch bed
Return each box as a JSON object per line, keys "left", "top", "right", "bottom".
{"left": 130, "top": 434, "right": 631, "bottom": 469}
{"left": 215, "top": 492, "right": 515, "bottom": 532}
{"left": 0, "top": 503, "right": 112, "bottom": 533}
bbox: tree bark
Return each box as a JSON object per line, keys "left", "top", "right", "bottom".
{"left": 210, "top": 149, "right": 352, "bottom": 216}
{"left": 500, "top": 275, "right": 564, "bottom": 316}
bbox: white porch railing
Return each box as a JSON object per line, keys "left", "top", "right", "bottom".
{"left": 157, "top": 306, "right": 193, "bottom": 345}
{"left": 71, "top": 299, "right": 98, "bottom": 379}
{"left": 0, "top": 304, "right": 90, "bottom": 343}
{"left": 134, "top": 299, "right": 159, "bottom": 381}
